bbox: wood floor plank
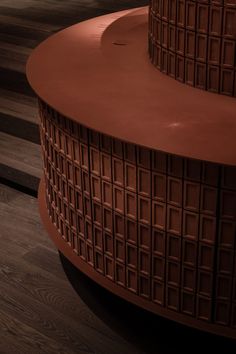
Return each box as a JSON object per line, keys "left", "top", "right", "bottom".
{"left": 0, "top": 281, "right": 95, "bottom": 354}
{"left": 0, "top": 23, "right": 53, "bottom": 42}
{"left": 0, "top": 41, "right": 32, "bottom": 55}
{"left": 0, "top": 89, "right": 38, "bottom": 123}
{"left": 0, "top": 55, "right": 26, "bottom": 73}
{"left": 0, "top": 5, "right": 81, "bottom": 27}
{"left": 0, "top": 14, "right": 61, "bottom": 32}
{"left": 0, "top": 0, "right": 43, "bottom": 9}
{"left": 0, "top": 32, "right": 39, "bottom": 48}
{"left": 0, "top": 89, "right": 39, "bottom": 141}
{"left": 0, "top": 67, "right": 34, "bottom": 96}
{"left": 0, "top": 88, "right": 37, "bottom": 108}
{"left": 0, "top": 183, "right": 51, "bottom": 252}
{"left": 23, "top": 246, "right": 69, "bottom": 280}
{"left": 0, "top": 112, "right": 40, "bottom": 143}
{"left": 0, "top": 179, "right": 39, "bottom": 213}
{"left": 0, "top": 43, "right": 30, "bottom": 73}
{"left": 0, "top": 308, "right": 77, "bottom": 354}
{"left": 0, "top": 100, "right": 38, "bottom": 124}
{"left": 0, "top": 131, "right": 41, "bottom": 190}
{"left": 0, "top": 164, "right": 40, "bottom": 191}
{"left": 0, "top": 131, "right": 42, "bottom": 178}
{"left": 0, "top": 208, "right": 52, "bottom": 256}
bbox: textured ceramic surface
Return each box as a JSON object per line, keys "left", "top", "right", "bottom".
{"left": 149, "top": 0, "right": 236, "bottom": 96}
{"left": 39, "top": 99, "right": 236, "bottom": 338}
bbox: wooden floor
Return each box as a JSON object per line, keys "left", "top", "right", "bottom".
{"left": 0, "top": 0, "right": 236, "bottom": 353}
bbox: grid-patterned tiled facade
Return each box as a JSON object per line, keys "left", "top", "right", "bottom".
{"left": 39, "top": 99, "right": 236, "bottom": 330}
{"left": 149, "top": 0, "right": 236, "bottom": 96}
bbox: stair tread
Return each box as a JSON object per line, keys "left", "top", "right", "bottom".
{"left": 0, "top": 131, "right": 42, "bottom": 179}
{"left": 0, "top": 88, "right": 38, "bottom": 124}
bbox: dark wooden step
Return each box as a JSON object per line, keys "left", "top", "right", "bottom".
{"left": 0, "top": 68, "right": 35, "bottom": 96}
{"left": 0, "top": 89, "right": 39, "bottom": 143}
{"left": 0, "top": 112, "right": 40, "bottom": 144}
{"left": 0, "top": 132, "right": 41, "bottom": 191}
{"left": 0, "top": 32, "right": 39, "bottom": 48}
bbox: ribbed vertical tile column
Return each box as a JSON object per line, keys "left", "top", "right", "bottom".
{"left": 149, "top": 0, "right": 236, "bottom": 95}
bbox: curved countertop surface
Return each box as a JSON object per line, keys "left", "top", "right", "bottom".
{"left": 27, "top": 7, "right": 236, "bottom": 166}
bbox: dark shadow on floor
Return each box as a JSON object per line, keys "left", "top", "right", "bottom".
{"left": 59, "top": 252, "right": 236, "bottom": 354}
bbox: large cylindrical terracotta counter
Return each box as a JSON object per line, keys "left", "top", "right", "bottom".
{"left": 27, "top": 6, "right": 236, "bottom": 339}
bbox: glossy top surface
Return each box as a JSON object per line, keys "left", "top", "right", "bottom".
{"left": 27, "top": 7, "right": 236, "bottom": 166}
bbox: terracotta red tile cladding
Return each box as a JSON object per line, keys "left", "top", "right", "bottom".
{"left": 39, "top": 99, "right": 236, "bottom": 334}
{"left": 149, "top": 0, "right": 236, "bottom": 96}
{"left": 27, "top": 4, "right": 236, "bottom": 339}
